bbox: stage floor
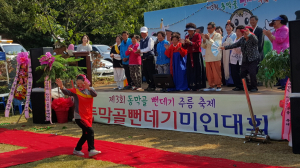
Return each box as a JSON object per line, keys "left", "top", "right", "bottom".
{"left": 94, "top": 82, "right": 284, "bottom": 95}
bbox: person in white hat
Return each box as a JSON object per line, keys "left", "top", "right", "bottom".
{"left": 135, "top": 26, "right": 156, "bottom": 91}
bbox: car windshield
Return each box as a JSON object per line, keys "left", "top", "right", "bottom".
{"left": 3, "top": 45, "right": 27, "bottom": 55}
{"left": 96, "top": 46, "right": 110, "bottom": 53}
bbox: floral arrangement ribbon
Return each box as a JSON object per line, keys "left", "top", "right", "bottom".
{"left": 44, "top": 76, "right": 52, "bottom": 124}
{"left": 24, "top": 58, "right": 32, "bottom": 119}
{"left": 5, "top": 52, "right": 30, "bottom": 117}
{"left": 39, "top": 52, "right": 55, "bottom": 124}
{"left": 5, "top": 62, "right": 20, "bottom": 117}
{"left": 281, "top": 79, "right": 291, "bottom": 141}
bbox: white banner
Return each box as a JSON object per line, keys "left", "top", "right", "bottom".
{"left": 93, "top": 92, "right": 283, "bottom": 140}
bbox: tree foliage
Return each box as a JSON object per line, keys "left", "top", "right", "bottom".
{"left": 0, "top": 0, "right": 207, "bottom": 48}
{"left": 36, "top": 55, "right": 85, "bottom": 83}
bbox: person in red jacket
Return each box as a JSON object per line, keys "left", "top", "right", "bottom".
{"left": 164, "top": 34, "right": 189, "bottom": 91}
{"left": 55, "top": 75, "right": 101, "bottom": 157}
{"left": 182, "top": 23, "right": 206, "bottom": 91}
{"left": 125, "top": 35, "right": 142, "bottom": 91}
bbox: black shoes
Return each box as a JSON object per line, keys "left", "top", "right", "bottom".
{"left": 249, "top": 89, "right": 258, "bottom": 92}
{"left": 145, "top": 87, "right": 155, "bottom": 91}
{"left": 232, "top": 87, "right": 243, "bottom": 91}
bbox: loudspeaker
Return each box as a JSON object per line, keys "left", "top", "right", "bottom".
{"left": 153, "top": 74, "right": 175, "bottom": 89}
{"left": 289, "top": 20, "right": 300, "bottom": 93}
{"left": 290, "top": 97, "right": 300, "bottom": 154}
{"left": 31, "top": 90, "right": 57, "bottom": 124}
{"left": 30, "top": 47, "right": 53, "bottom": 88}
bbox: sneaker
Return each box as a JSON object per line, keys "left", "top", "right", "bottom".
{"left": 136, "top": 88, "right": 143, "bottom": 91}
{"left": 216, "top": 87, "right": 222, "bottom": 91}
{"left": 203, "top": 87, "right": 216, "bottom": 91}
{"left": 132, "top": 86, "right": 137, "bottom": 90}
{"left": 89, "top": 149, "right": 101, "bottom": 157}
{"left": 118, "top": 87, "right": 123, "bottom": 90}
{"left": 73, "top": 149, "right": 84, "bottom": 156}
{"left": 113, "top": 87, "right": 119, "bottom": 90}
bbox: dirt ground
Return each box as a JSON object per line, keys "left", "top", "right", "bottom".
{"left": 0, "top": 112, "right": 299, "bottom": 168}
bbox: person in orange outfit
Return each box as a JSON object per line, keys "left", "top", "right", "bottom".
{"left": 164, "top": 34, "right": 189, "bottom": 91}
{"left": 201, "top": 22, "right": 223, "bottom": 92}
{"left": 56, "top": 75, "right": 101, "bottom": 157}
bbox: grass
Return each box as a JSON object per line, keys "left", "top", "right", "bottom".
{"left": 93, "top": 76, "right": 115, "bottom": 86}
{"left": 0, "top": 111, "right": 299, "bottom": 168}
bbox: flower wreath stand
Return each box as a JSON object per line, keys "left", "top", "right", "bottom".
{"left": 4, "top": 52, "right": 33, "bottom": 124}
{"left": 36, "top": 52, "right": 85, "bottom": 123}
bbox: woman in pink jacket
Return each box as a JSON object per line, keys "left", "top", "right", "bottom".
{"left": 125, "top": 35, "right": 142, "bottom": 91}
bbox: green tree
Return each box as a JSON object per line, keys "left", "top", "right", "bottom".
{"left": 0, "top": 0, "right": 53, "bottom": 50}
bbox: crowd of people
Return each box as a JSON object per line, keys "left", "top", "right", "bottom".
{"left": 91, "top": 14, "right": 290, "bottom": 92}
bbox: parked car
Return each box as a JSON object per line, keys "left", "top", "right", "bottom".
{"left": 75, "top": 44, "right": 112, "bottom": 63}
{"left": 94, "top": 59, "right": 113, "bottom": 77}
{"left": 0, "top": 40, "right": 27, "bottom": 59}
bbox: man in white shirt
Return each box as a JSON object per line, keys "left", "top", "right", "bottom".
{"left": 136, "top": 26, "right": 156, "bottom": 91}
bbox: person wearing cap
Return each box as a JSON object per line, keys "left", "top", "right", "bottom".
{"left": 120, "top": 31, "right": 133, "bottom": 90}
{"left": 182, "top": 23, "right": 206, "bottom": 91}
{"left": 201, "top": 22, "right": 222, "bottom": 92}
{"left": 220, "top": 26, "right": 260, "bottom": 92}
{"left": 221, "top": 21, "right": 236, "bottom": 87}
{"left": 263, "top": 15, "right": 289, "bottom": 90}
{"left": 263, "top": 15, "right": 289, "bottom": 54}
{"left": 136, "top": 26, "right": 156, "bottom": 91}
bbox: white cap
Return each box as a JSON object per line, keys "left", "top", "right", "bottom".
{"left": 140, "top": 26, "right": 148, "bottom": 33}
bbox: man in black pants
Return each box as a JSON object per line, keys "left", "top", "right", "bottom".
{"left": 136, "top": 26, "right": 156, "bottom": 91}
{"left": 120, "top": 31, "right": 133, "bottom": 89}
{"left": 250, "top": 15, "right": 265, "bottom": 86}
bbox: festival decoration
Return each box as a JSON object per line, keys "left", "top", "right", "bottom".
{"left": 39, "top": 52, "right": 56, "bottom": 123}
{"left": 52, "top": 97, "right": 74, "bottom": 123}
{"left": 36, "top": 54, "right": 85, "bottom": 123}
{"left": 280, "top": 79, "right": 291, "bottom": 141}
{"left": 148, "top": 1, "right": 267, "bottom": 30}
{"left": 5, "top": 52, "right": 32, "bottom": 118}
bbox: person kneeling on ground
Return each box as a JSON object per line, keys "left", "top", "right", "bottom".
{"left": 56, "top": 75, "right": 101, "bottom": 157}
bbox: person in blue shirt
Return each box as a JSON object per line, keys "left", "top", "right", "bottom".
{"left": 120, "top": 31, "right": 133, "bottom": 89}
{"left": 155, "top": 31, "right": 170, "bottom": 92}
{"left": 156, "top": 31, "right": 170, "bottom": 74}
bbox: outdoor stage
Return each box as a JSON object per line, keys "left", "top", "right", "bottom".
{"left": 92, "top": 82, "right": 284, "bottom": 140}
